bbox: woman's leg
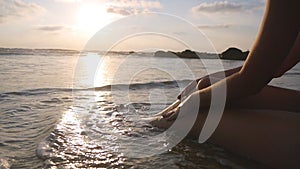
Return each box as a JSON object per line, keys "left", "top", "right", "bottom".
{"left": 152, "top": 108, "right": 300, "bottom": 169}
{"left": 152, "top": 86, "right": 300, "bottom": 169}
{"left": 228, "top": 85, "right": 300, "bottom": 112}
{"left": 209, "top": 109, "right": 300, "bottom": 169}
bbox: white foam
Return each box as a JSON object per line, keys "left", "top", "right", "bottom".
{"left": 0, "top": 158, "right": 11, "bottom": 169}
{"left": 36, "top": 141, "right": 53, "bottom": 160}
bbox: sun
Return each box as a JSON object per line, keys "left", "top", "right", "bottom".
{"left": 76, "top": 3, "right": 115, "bottom": 34}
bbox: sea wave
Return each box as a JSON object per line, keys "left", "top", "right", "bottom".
{"left": 0, "top": 48, "right": 79, "bottom": 56}
{"left": 1, "top": 80, "right": 192, "bottom": 96}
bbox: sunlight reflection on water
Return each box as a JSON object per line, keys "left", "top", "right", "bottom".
{"left": 1, "top": 53, "right": 298, "bottom": 168}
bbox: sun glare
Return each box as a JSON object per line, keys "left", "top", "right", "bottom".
{"left": 76, "top": 4, "right": 115, "bottom": 35}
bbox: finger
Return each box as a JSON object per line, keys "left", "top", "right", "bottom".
{"left": 177, "top": 79, "right": 199, "bottom": 99}
{"left": 141, "top": 116, "right": 162, "bottom": 122}
{"left": 166, "top": 109, "right": 179, "bottom": 121}
{"left": 162, "top": 109, "right": 176, "bottom": 118}
{"left": 159, "top": 100, "right": 180, "bottom": 116}
{"left": 154, "top": 100, "right": 180, "bottom": 116}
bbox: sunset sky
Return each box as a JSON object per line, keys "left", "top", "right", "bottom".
{"left": 0, "top": 0, "right": 266, "bottom": 52}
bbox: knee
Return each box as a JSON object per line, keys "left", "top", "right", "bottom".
{"left": 197, "top": 77, "right": 211, "bottom": 90}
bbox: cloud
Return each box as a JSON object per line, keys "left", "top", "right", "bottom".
{"left": 107, "top": 0, "right": 162, "bottom": 16}
{"left": 35, "top": 25, "right": 69, "bottom": 32}
{"left": 0, "top": 0, "right": 46, "bottom": 23}
{"left": 246, "top": 1, "right": 265, "bottom": 11}
{"left": 107, "top": 7, "right": 132, "bottom": 16}
{"left": 198, "top": 24, "right": 232, "bottom": 29}
{"left": 192, "top": 1, "right": 242, "bottom": 14}
{"left": 109, "top": 0, "right": 162, "bottom": 9}
{"left": 54, "top": 0, "right": 82, "bottom": 3}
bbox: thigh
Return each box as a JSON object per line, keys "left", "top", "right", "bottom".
{"left": 209, "top": 109, "right": 300, "bottom": 169}
{"left": 151, "top": 108, "right": 300, "bottom": 169}
{"left": 228, "top": 85, "right": 300, "bottom": 112}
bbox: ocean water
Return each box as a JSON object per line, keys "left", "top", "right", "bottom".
{"left": 0, "top": 50, "right": 299, "bottom": 169}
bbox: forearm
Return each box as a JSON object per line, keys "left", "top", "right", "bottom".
{"left": 190, "top": 71, "right": 258, "bottom": 109}
{"left": 199, "top": 66, "right": 242, "bottom": 88}
{"left": 210, "top": 66, "right": 241, "bottom": 79}
{"left": 198, "top": 66, "right": 241, "bottom": 82}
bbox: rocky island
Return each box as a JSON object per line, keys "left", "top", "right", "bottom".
{"left": 154, "top": 47, "right": 249, "bottom": 60}
{"left": 219, "top": 47, "right": 249, "bottom": 60}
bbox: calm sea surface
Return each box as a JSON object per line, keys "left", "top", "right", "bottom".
{"left": 0, "top": 50, "right": 299, "bottom": 168}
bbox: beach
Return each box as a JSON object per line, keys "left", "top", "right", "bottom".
{"left": 0, "top": 49, "right": 299, "bottom": 168}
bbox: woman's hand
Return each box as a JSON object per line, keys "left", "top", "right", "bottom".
{"left": 177, "top": 79, "right": 200, "bottom": 100}
{"left": 154, "top": 99, "right": 180, "bottom": 117}
{"left": 157, "top": 67, "right": 241, "bottom": 120}
{"left": 176, "top": 75, "right": 214, "bottom": 100}
{"left": 163, "top": 92, "right": 201, "bottom": 121}
{"left": 177, "top": 66, "right": 241, "bottom": 100}
{"left": 162, "top": 106, "right": 180, "bottom": 121}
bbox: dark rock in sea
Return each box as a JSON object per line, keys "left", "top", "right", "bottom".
{"left": 176, "top": 49, "right": 199, "bottom": 59}
{"left": 107, "top": 51, "right": 136, "bottom": 55}
{"left": 219, "top": 47, "right": 249, "bottom": 60}
{"left": 154, "top": 50, "right": 177, "bottom": 58}
{"left": 154, "top": 49, "right": 205, "bottom": 59}
{"left": 154, "top": 47, "right": 248, "bottom": 60}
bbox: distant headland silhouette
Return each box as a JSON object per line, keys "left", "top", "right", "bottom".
{"left": 154, "top": 47, "right": 249, "bottom": 60}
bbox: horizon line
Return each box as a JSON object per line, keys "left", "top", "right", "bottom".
{"left": 0, "top": 46, "right": 249, "bottom": 54}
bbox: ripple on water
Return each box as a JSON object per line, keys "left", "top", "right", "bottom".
{"left": 0, "top": 90, "right": 73, "bottom": 168}
{"left": 36, "top": 91, "right": 267, "bottom": 169}
{"left": 37, "top": 109, "right": 127, "bottom": 168}
{"left": 1, "top": 88, "right": 268, "bottom": 169}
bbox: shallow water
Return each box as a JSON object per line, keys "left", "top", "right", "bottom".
{"left": 0, "top": 51, "right": 299, "bottom": 168}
